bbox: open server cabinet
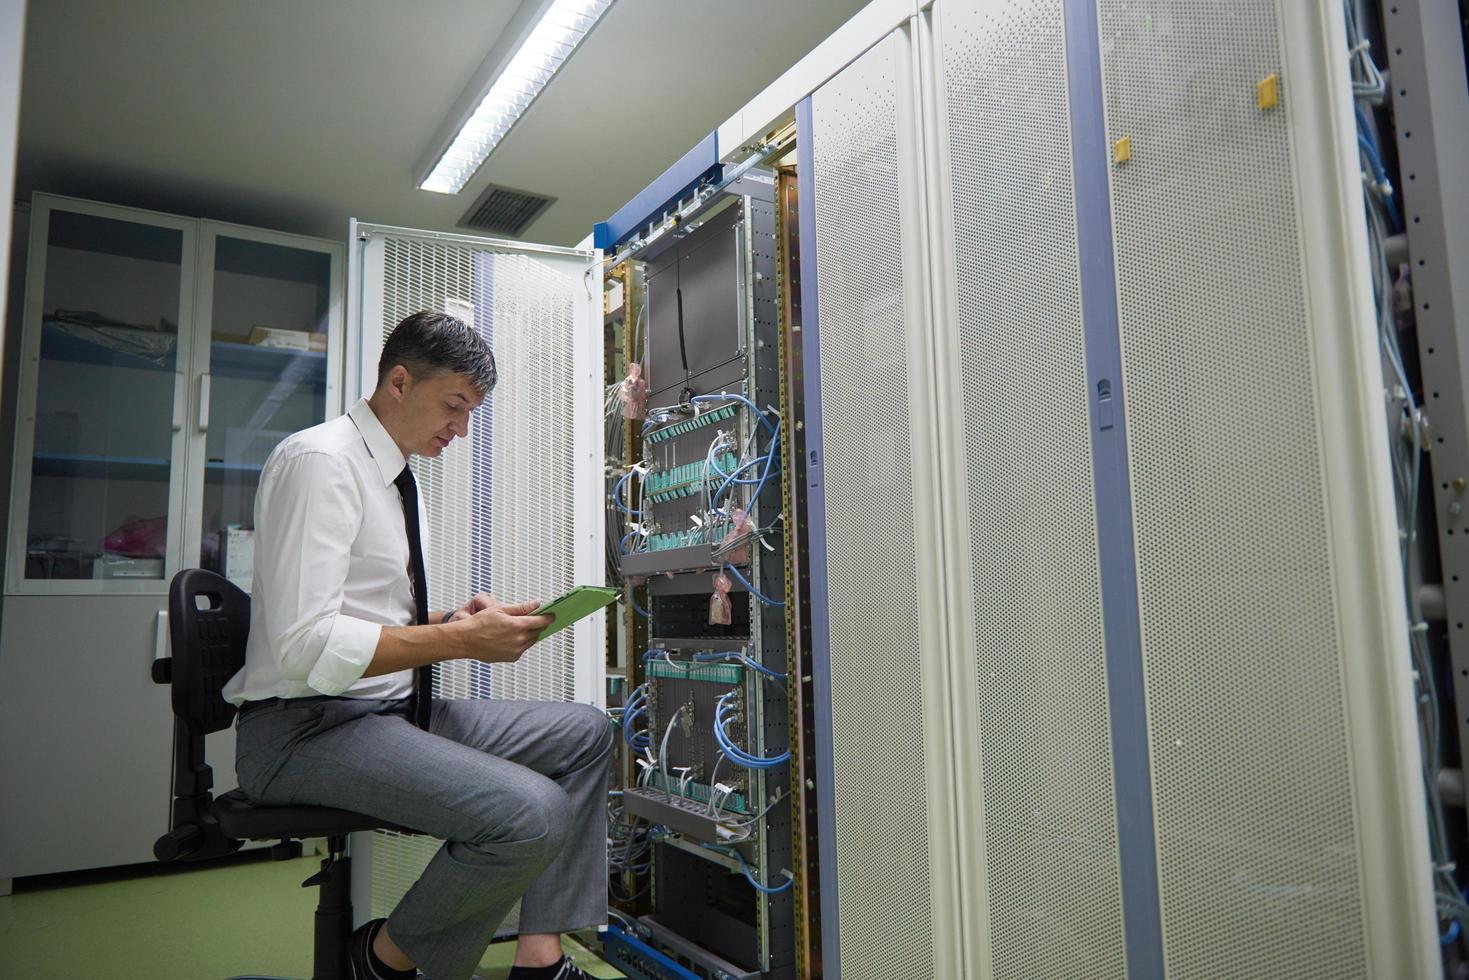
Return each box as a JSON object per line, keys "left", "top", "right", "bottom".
{"left": 603, "top": 0, "right": 1459, "bottom": 977}
{"left": 599, "top": 156, "right": 808, "bottom": 980}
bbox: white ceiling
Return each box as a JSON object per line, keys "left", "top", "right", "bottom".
{"left": 15, "top": 0, "right": 868, "bottom": 247}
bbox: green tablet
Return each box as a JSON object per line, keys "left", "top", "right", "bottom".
{"left": 533, "top": 585, "right": 620, "bottom": 640}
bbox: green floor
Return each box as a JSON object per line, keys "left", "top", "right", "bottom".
{"left": 0, "top": 848, "right": 623, "bottom": 979}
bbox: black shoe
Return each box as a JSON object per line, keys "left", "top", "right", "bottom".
{"left": 347, "top": 918, "right": 381, "bottom": 980}
{"left": 349, "top": 917, "right": 415, "bottom": 980}
{"left": 507, "top": 956, "right": 597, "bottom": 980}
{"left": 548, "top": 957, "right": 597, "bottom": 980}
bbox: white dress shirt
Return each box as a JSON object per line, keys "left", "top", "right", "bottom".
{"left": 222, "top": 399, "right": 425, "bottom": 705}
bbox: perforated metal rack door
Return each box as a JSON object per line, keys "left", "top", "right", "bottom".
{"left": 938, "top": 1, "right": 1127, "bottom": 975}
{"left": 360, "top": 233, "right": 584, "bottom": 926}
{"left": 1098, "top": 2, "right": 1368, "bottom": 974}
{"left": 811, "top": 32, "right": 935, "bottom": 980}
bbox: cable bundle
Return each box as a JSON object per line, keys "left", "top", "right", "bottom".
{"left": 714, "top": 692, "right": 789, "bottom": 769}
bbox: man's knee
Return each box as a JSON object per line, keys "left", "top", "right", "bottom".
{"left": 564, "top": 702, "right": 614, "bottom": 769}
{"left": 466, "top": 779, "right": 573, "bottom": 859}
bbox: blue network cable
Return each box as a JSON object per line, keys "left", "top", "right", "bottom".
{"left": 748, "top": 424, "right": 781, "bottom": 500}
{"left": 693, "top": 651, "right": 787, "bottom": 681}
{"left": 713, "top": 420, "right": 781, "bottom": 511}
{"left": 690, "top": 393, "right": 778, "bottom": 437}
{"left": 612, "top": 470, "right": 644, "bottom": 516}
{"left": 712, "top": 462, "right": 762, "bottom": 509}
{"left": 697, "top": 841, "right": 795, "bottom": 894}
{"left": 706, "top": 441, "right": 767, "bottom": 486}
{"left": 622, "top": 683, "right": 651, "bottom": 751}
{"left": 732, "top": 847, "right": 793, "bottom": 895}
{"left": 722, "top": 562, "right": 784, "bottom": 608}
{"left": 1354, "top": 103, "right": 1403, "bottom": 231}
{"left": 714, "top": 692, "right": 789, "bottom": 769}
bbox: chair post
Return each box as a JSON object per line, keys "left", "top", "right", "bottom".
{"left": 305, "top": 834, "right": 354, "bottom": 980}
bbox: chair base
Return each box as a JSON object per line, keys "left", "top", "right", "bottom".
{"left": 305, "top": 834, "right": 355, "bottom": 980}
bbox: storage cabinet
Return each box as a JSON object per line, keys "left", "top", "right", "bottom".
{"left": 11, "top": 202, "right": 195, "bottom": 589}
{"left": 0, "top": 194, "right": 342, "bottom": 882}
{"left": 186, "top": 223, "right": 341, "bottom": 588}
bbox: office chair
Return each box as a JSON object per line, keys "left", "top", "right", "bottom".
{"left": 152, "top": 568, "right": 414, "bottom": 980}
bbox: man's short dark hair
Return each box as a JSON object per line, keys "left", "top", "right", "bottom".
{"left": 377, "top": 311, "right": 497, "bottom": 392}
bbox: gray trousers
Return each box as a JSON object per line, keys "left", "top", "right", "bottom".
{"left": 234, "top": 694, "right": 612, "bottom": 980}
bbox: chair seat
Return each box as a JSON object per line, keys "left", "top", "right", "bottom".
{"left": 214, "top": 788, "right": 414, "bottom": 840}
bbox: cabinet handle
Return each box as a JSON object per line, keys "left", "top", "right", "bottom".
{"left": 198, "top": 374, "right": 211, "bottom": 432}
{"left": 172, "top": 374, "right": 185, "bottom": 432}
{"left": 154, "top": 610, "right": 169, "bottom": 663}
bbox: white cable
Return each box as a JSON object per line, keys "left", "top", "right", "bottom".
{"left": 705, "top": 753, "right": 727, "bottom": 814}
{"left": 658, "top": 705, "right": 685, "bottom": 798}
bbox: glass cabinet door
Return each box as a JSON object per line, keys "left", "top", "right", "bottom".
{"left": 13, "top": 201, "right": 193, "bottom": 586}
{"left": 192, "top": 226, "right": 339, "bottom": 589}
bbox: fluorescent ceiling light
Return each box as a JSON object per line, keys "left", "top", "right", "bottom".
{"left": 419, "top": 0, "right": 615, "bottom": 194}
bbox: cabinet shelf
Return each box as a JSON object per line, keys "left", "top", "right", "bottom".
{"left": 204, "top": 460, "right": 265, "bottom": 480}
{"left": 32, "top": 452, "right": 171, "bottom": 480}
{"left": 30, "top": 455, "right": 269, "bottom": 480}
{"left": 210, "top": 341, "right": 327, "bottom": 383}
{"left": 40, "top": 320, "right": 176, "bottom": 373}
{"left": 40, "top": 322, "right": 327, "bottom": 386}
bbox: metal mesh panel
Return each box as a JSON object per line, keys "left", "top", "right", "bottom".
{"left": 368, "top": 236, "right": 580, "bottom": 925}
{"left": 940, "top": 1, "right": 1126, "bottom": 974}
{"left": 1097, "top": 2, "right": 1368, "bottom": 975}
{"left": 811, "top": 33, "right": 934, "bottom": 980}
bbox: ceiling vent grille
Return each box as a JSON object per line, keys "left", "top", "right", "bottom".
{"left": 459, "top": 183, "right": 555, "bottom": 236}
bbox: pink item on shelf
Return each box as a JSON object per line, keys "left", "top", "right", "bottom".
{"left": 103, "top": 514, "right": 168, "bottom": 558}
{"left": 709, "top": 570, "right": 733, "bottom": 626}
{"left": 619, "top": 362, "right": 648, "bottom": 421}
{"left": 718, "top": 508, "right": 754, "bottom": 566}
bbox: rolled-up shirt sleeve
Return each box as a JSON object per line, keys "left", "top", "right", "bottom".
{"left": 254, "top": 450, "right": 382, "bottom": 695}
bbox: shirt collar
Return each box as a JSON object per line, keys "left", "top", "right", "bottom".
{"left": 347, "top": 399, "right": 409, "bottom": 487}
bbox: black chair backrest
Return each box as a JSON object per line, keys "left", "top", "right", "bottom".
{"left": 168, "top": 568, "right": 250, "bottom": 736}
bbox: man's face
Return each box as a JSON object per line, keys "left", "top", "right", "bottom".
{"left": 397, "top": 369, "right": 487, "bottom": 458}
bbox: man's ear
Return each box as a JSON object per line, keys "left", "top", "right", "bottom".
{"left": 385, "top": 364, "right": 411, "bottom": 401}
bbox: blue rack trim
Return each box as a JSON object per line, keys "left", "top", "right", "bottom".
{"left": 1062, "top": 0, "right": 1166, "bottom": 976}
{"left": 795, "top": 94, "right": 843, "bottom": 980}
{"left": 593, "top": 132, "right": 723, "bottom": 251}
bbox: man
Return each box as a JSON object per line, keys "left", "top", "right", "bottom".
{"left": 224, "top": 311, "right": 612, "bottom": 980}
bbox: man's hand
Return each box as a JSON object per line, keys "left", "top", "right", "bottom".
{"left": 447, "top": 597, "right": 552, "bottom": 664}
{"left": 445, "top": 592, "right": 498, "bottom": 625}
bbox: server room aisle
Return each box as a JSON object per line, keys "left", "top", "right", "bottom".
{"left": 0, "top": 847, "right": 623, "bottom": 979}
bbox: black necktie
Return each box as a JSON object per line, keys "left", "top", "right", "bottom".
{"left": 394, "top": 465, "right": 433, "bottom": 731}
